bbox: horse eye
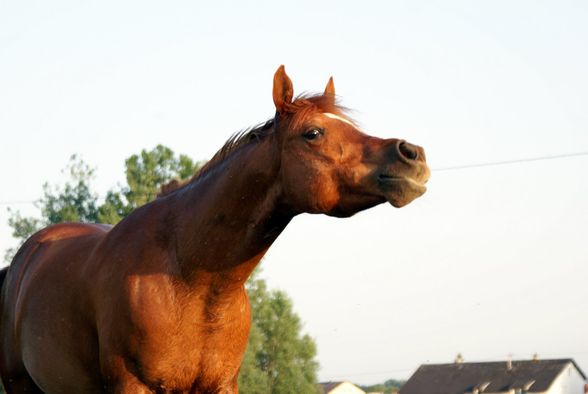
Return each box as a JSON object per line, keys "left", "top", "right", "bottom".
{"left": 303, "top": 128, "right": 324, "bottom": 141}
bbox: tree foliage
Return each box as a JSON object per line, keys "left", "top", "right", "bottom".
{"left": 4, "top": 155, "right": 100, "bottom": 262}
{"left": 3, "top": 146, "right": 321, "bottom": 393}
{"left": 41, "top": 155, "right": 100, "bottom": 224}
{"left": 361, "top": 378, "right": 406, "bottom": 393}
{"left": 239, "top": 275, "right": 321, "bottom": 394}
{"left": 4, "top": 146, "right": 198, "bottom": 262}
{"left": 98, "top": 145, "right": 199, "bottom": 224}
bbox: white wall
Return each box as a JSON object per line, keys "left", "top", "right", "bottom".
{"left": 329, "top": 381, "right": 367, "bottom": 394}
{"left": 545, "top": 363, "right": 586, "bottom": 394}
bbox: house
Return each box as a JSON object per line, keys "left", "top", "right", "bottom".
{"left": 400, "top": 358, "right": 586, "bottom": 394}
{"left": 320, "top": 381, "right": 367, "bottom": 394}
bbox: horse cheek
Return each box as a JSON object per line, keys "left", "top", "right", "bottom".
{"left": 309, "top": 175, "right": 340, "bottom": 213}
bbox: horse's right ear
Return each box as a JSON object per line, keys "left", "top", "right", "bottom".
{"left": 273, "top": 65, "right": 293, "bottom": 113}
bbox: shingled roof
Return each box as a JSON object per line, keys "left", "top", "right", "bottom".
{"left": 400, "top": 359, "right": 586, "bottom": 394}
{"left": 320, "top": 381, "right": 345, "bottom": 393}
{"left": 319, "top": 381, "right": 367, "bottom": 394}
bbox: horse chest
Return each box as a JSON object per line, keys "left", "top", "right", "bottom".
{"left": 127, "top": 318, "right": 249, "bottom": 392}
{"left": 120, "top": 278, "right": 251, "bottom": 391}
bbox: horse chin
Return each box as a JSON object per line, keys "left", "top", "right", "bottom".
{"left": 378, "top": 177, "right": 427, "bottom": 208}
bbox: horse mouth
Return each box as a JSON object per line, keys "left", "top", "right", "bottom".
{"left": 377, "top": 174, "right": 427, "bottom": 208}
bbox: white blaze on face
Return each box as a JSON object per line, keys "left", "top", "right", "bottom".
{"left": 323, "top": 112, "right": 358, "bottom": 129}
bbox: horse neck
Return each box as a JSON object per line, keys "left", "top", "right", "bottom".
{"left": 165, "top": 137, "right": 291, "bottom": 287}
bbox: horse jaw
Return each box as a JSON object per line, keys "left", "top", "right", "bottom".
{"left": 378, "top": 176, "right": 428, "bottom": 208}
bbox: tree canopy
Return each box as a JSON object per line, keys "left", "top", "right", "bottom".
{"left": 240, "top": 273, "right": 321, "bottom": 394}
{"left": 3, "top": 146, "right": 320, "bottom": 393}
{"left": 360, "top": 378, "right": 406, "bottom": 393}
{"left": 4, "top": 146, "right": 198, "bottom": 261}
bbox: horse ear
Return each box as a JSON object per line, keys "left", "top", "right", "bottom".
{"left": 324, "top": 76, "right": 335, "bottom": 97}
{"left": 273, "top": 65, "right": 293, "bottom": 113}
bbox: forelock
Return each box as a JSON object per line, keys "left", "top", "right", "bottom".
{"left": 281, "top": 93, "right": 351, "bottom": 130}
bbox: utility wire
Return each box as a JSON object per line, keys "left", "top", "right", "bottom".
{"left": 0, "top": 200, "right": 38, "bottom": 206}
{"left": 433, "top": 150, "right": 588, "bottom": 172}
{"left": 0, "top": 151, "right": 587, "bottom": 206}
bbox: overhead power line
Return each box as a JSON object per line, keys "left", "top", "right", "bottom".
{"left": 0, "top": 200, "right": 37, "bottom": 206}
{"left": 433, "top": 151, "right": 588, "bottom": 172}
{"left": 0, "top": 150, "right": 587, "bottom": 207}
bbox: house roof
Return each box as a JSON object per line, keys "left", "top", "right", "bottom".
{"left": 319, "top": 381, "right": 366, "bottom": 394}
{"left": 400, "top": 359, "right": 586, "bottom": 394}
{"left": 320, "top": 381, "right": 345, "bottom": 393}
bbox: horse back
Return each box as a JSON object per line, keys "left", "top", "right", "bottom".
{"left": 0, "top": 222, "right": 112, "bottom": 392}
{"left": 3, "top": 222, "right": 112, "bottom": 301}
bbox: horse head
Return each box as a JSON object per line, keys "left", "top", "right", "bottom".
{"left": 272, "top": 65, "right": 430, "bottom": 217}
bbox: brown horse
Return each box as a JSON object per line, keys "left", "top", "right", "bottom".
{"left": 0, "top": 66, "right": 429, "bottom": 393}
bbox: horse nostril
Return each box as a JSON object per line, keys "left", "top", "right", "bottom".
{"left": 398, "top": 141, "right": 419, "bottom": 161}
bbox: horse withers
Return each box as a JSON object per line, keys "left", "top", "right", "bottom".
{"left": 0, "top": 66, "right": 429, "bottom": 393}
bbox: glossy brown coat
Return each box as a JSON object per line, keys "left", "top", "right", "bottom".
{"left": 0, "top": 66, "right": 429, "bottom": 393}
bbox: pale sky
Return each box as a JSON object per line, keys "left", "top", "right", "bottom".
{"left": 1, "top": 0, "right": 587, "bottom": 385}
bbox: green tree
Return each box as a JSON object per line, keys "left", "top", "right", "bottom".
{"left": 41, "top": 155, "right": 100, "bottom": 224}
{"left": 240, "top": 275, "right": 321, "bottom": 394}
{"left": 4, "top": 146, "right": 199, "bottom": 262}
{"left": 238, "top": 322, "right": 270, "bottom": 393}
{"left": 4, "top": 155, "right": 99, "bottom": 262}
{"left": 98, "top": 144, "right": 199, "bottom": 224}
{"left": 361, "top": 378, "right": 405, "bottom": 393}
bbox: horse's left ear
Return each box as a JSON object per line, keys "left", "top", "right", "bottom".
{"left": 324, "top": 76, "right": 335, "bottom": 97}
{"left": 273, "top": 65, "right": 294, "bottom": 113}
